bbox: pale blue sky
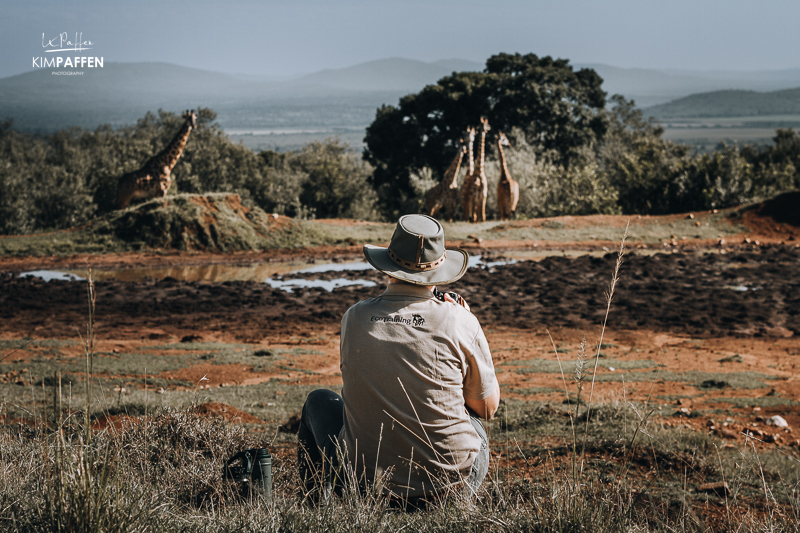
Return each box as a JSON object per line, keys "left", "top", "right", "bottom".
{"left": 2, "top": 0, "right": 798, "bottom": 78}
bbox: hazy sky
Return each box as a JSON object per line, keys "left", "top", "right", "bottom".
{"left": 2, "top": 0, "right": 799, "bottom": 78}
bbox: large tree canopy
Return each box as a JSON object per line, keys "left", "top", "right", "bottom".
{"left": 363, "top": 53, "right": 609, "bottom": 217}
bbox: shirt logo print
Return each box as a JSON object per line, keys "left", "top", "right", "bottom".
{"left": 370, "top": 314, "right": 426, "bottom": 327}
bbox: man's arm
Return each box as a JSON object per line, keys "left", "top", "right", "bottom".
{"left": 442, "top": 290, "right": 500, "bottom": 419}
{"left": 465, "top": 383, "right": 500, "bottom": 420}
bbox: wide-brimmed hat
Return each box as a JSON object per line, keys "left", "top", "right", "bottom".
{"left": 363, "top": 214, "right": 469, "bottom": 285}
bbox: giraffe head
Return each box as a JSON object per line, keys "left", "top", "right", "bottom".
{"left": 466, "top": 127, "right": 476, "bottom": 144}
{"left": 184, "top": 109, "right": 197, "bottom": 129}
{"left": 459, "top": 138, "right": 468, "bottom": 154}
{"left": 479, "top": 117, "right": 491, "bottom": 133}
{"left": 498, "top": 131, "right": 511, "bottom": 147}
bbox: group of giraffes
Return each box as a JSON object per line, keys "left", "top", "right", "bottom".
{"left": 423, "top": 117, "right": 519, "bottom": 223}
{"left": 115, "top": 110, "right": 520, "bottom": 223}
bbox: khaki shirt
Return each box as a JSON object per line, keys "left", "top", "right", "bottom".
{"left": 339, "top": 283, "right": 497, "bottom": 498}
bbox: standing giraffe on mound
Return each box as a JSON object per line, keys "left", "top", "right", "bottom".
{"left": 496, "top": 131, "right": 519, "bottom": 220}
{"left": 423, "top": 137, "right": 467, "bottom": 220}
{"left": 117, "top": 110, "right": 197, "bottom": 209}
{"left": 462, "top": 118, "right": 489, "bottom": 222}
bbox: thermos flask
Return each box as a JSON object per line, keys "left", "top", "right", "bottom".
{"left": 252, "top": 448, "right": 273, "bottom": 503}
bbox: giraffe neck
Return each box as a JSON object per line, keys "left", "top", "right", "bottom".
{"left": 466, "top": 138, "right": 475, "bottom": 176}
{"left": 477, "top": 130, "right": 487, "bottom": 176}
{"left": 497, "top": 140, "right": 510, "bottom": 183}
{"left": 444, "top": 149, "right": 464, "bottom": 188}
{"left": 150, "top": 119, "right": 193, "bottom": 172}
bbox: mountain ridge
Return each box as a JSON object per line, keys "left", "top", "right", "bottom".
{"left": 3, "top": 58, "right": 800, "bottom": 134}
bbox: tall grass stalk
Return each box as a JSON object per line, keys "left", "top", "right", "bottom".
{"left": 581, "top": 220, "right": 629, "bottom": 462}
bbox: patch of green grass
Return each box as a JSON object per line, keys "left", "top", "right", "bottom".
{"left": 441, "top": 209, "right": 747, "bottom": 244}
{"left": 0, "top": 337, "right": 78, "bottom": 349}
{"left": 97, "top": 352, "right": 196, "bottom": 375}
{"left": 276, "top": 365, "right": 319, "bottom": 375}
{"left": 265, "top": 348, "right": 323, "bottom": 357}
{"left": 99, "top": 376, "right": 196, "bottom": 390}
{"left": 595, "top": 370, "right": 776, "bottom": 389}
{"left": 506, "top": 387, "right": 562, "bottom": 396}
{"left": 203, "top": 347, "right": 322, "bottom": 370}
{"left": 147, "top": 342, "right": 255, "bottom": 351}
{"left": 0, "top": 351, "right": 197, "bottom": 383}
{"left": 505, "top": 358, "right": 656, "bottom": 374}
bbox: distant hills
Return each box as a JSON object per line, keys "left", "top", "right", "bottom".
{"left": 647, "top": 87, "right": 800, "bottom": 118}
{"left": 0, "top": 59, "right": 482, "bottom": 134}
{"left": 3, "top": 58, "right": 800, "bottom": 139}
{"left": 579, "top": 64, "right": 800, "bottom": 108}
{"left": 292, "top": 58, "right": 484, "bottom": 92}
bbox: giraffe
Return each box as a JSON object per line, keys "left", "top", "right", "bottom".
{"left": 496, "top": 131, "right": 519, "bottom": 220}
{"left": 117, "top": 110, "right": 197, "bottom": 209}
{"left": 460, "top": 126, "right": 478, "bottom": 222}
{"left": 462, "top": 117, "right": 489, "bottom": 222}
{"left": 423, "top": 137, "right": 467, "bottom": 220}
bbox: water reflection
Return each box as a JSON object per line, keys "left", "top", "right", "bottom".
{"left": 291, "top": 261, "right": 373, "bottom": 274}
{"left": 84, "top": 261, "right": 315, "bottom": 283}
{"left": 265, "top": 277, "right": 378, "bottom": 292}
{"left": 18, "top": 270, "right": 84, "bottom": 282}
{"left": 16, "top": 252, "right": 549, "bottom": 287}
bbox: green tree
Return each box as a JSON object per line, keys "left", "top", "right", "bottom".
{"left": 292, "top": 139, "right": 379, "bottom": 220}
{"left": 364, "top": 53, "right": 609, "bottom": 218}
{"left": 742, "top": 128, "right": 800, "bottom": 197}
{"left": 681, "top": 144, "right": 754, "bottom": 210}
{"left": 598, "top": 96, "right": 691, "bottom": 214}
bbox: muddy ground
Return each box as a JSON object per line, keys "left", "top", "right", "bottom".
{"left": 2, "top": 245, "right": 798, "bottom": 340}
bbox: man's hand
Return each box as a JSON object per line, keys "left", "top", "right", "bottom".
{"left": 443, "top": 292, "right": 471, "bottom": 312}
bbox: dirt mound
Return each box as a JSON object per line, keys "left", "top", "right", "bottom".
{"left": 99, "top": 193, "right": 316, "bottom": 253}
{"left": 191, "top": 402, "right": 263, "bottom": 424}
{"left": 758, "top": 190, "right": 800, "bottom": 226}
{"left": 741, "top": 190, "right": 800, "bottom": 240}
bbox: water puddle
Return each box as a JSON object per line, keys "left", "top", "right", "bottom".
{"left": 18, "top": 270, "right": 85, "bottom": 282}
{"left": 15, "top": 252, "right": 589, "bottom": 288}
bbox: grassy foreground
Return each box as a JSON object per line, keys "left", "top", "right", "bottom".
{"left": 1, "top": 392, "right": 799, "bottom": 532}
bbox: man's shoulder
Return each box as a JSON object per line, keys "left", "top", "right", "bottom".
{"left": 343, "top": 296, "right": 381, "bottom": 318}
{"left": 450, "top": 304, "right": 483, "bottom": 332}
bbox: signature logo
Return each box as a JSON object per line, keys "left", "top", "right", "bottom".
{"left": 42, "top": 32, "right": 93, "bottom": 53}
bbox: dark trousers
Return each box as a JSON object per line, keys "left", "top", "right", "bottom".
{"left": 297, "top": 388, "right": 490, "bottom": 499}
{"left": 297, "top": 389, "right": 345, "bottom": 495}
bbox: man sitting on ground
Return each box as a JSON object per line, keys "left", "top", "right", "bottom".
{"left": 297, "top": 214, "right": 499, "bottom": 502}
